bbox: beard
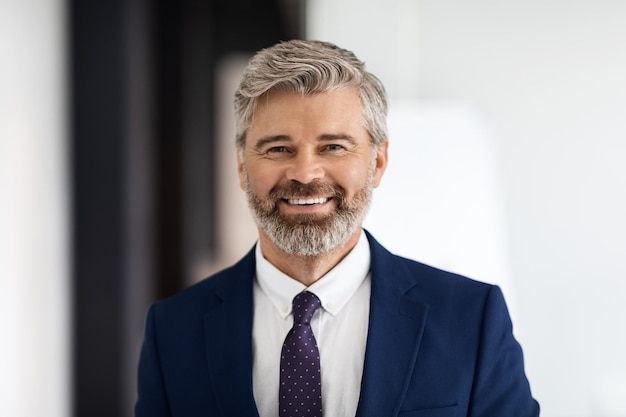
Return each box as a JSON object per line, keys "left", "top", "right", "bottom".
{"left": 243, "top": 163, "right": 375, "bottom": 257}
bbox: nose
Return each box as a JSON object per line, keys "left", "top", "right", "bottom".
{"left": 285, "top": 151, "right": 324, "bottom": 184}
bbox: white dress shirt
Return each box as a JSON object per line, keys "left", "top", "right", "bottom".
{"left": 252, "top": 231, "right": 371, "bottom": 417}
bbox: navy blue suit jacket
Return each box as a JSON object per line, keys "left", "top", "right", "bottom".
{"left": 136, "top": 232, "right": 539, "bottom": 416}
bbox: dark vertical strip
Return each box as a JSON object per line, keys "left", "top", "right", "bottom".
{"left": 153, "top": 0, "right": 185, "bottom": 298}
{"left": 124, "top": 0, "right": 156, "bottom": 412}
{"left": 70, "top": 0, "right": 127, "bottom": 416}
{"left": 180, "top": 0, "right": 215, "bottom": 283}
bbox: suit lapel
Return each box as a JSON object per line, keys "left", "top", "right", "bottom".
{"left": 356, "top": 232, "right": 429, "bottom": 417}
{"left": 203, "top": 248, "right": 260, "bottom": 417}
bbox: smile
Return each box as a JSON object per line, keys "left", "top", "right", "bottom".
{"left": 286, "top": 197, "right": 330, "bottom": 205}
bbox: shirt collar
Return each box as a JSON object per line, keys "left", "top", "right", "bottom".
{"left": 255, "top": 230, "right": 371, "bottom": 319}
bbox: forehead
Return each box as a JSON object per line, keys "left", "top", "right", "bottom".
{"left": 247, "top": 87, "right": 367, "bottom": 143}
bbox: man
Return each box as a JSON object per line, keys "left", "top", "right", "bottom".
{"left": 135, "top": 40, "right": 539, "bottom": 417}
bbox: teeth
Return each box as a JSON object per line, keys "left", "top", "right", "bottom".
{"left": 287, "top": 197, "right": 329, "bottom": 205}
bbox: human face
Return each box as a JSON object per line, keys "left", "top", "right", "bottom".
{"left": 237, "top": 87, "right": 388, "bottom": 256}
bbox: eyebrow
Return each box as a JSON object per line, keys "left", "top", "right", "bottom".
{"left": 318, "top": 134, "right": 357, "bottom": 146}
{"left": 252, "top": 135, "right": 290, "bottom": 151}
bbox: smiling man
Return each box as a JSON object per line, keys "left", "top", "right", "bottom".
{"left": 135, "top": 40, "right": 539, "bottom": 417}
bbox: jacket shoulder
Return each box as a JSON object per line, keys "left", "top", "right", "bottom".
{"left": 366, "top": 230, "right": 493, "bottom": 296}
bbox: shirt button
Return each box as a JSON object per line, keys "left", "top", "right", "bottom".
{"left": 327, "top": 302, "right": 335, "bottom": 310}
{"left": 282, "top": 305, "right": 289, "bottom": 313}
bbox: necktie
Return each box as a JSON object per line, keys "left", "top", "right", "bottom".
{"left": 279, "top": 291, "right": 323, "bottom": 417}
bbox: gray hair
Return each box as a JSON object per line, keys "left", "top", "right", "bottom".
{"left": 234, "top": 40, "right": 388, "bottom": 148}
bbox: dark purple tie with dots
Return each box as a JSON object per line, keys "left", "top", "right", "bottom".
{"left": 279, "top": 291, "right": 323, "bottom": 417}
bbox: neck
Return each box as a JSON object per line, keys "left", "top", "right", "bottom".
{"left": 258, "top": 228, "right": 362, "bottom": 286}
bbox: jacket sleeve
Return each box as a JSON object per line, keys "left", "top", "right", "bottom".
{"left": 469, "top": 285, "right": 540, "bottom": 416}
{"left": 135, "top": 304, "right": 172, "bottom": 417}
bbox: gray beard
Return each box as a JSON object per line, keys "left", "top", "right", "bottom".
{"left": 243, "top": 165, "right": 374, "bottom": 257}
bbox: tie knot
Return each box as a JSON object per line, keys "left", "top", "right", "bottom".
{"left": 292, "top": 291, "right": 321, "bottom": 324}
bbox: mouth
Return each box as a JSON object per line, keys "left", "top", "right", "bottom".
{"left": 284, "top": 197, "right": 331, "bottom": 206}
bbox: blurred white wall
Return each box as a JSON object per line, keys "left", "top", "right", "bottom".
{"left": 0, "top": 1, "right": 70, "bottom": 417}
{"left": 309, "top": 0, "right": 626, "bottom": 416}
{"left": 365, "top": 101, "right": 517, "bottom": 312}
{"left": 212, "top": 56, "right": 259, "bottom": 275}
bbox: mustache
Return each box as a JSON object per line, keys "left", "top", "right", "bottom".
{"left": 268, "top": 180, "right": 346, "bottom": 201}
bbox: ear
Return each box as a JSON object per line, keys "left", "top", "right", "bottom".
{"left": 236, "top": 147, "right": 246, "bottom": 191}
{"left": 372, "top": 140, "right": 388, "bottom": 188}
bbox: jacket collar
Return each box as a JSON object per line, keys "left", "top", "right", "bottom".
{"left": 356, "top": 231, "right": 429, "bottom": 416}
{"left": 202, "top": 246, "right": 260, "bottom": 416}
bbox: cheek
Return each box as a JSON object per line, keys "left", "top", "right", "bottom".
{"left": 244, "top": 162, "right": 281, "bottom": 195}
{"left": 328, "top": 161, "right": 371, "bottom": 193}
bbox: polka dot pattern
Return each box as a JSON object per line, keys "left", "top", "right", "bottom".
{"left": 279, "top": 291, "right": 322, "bottom": 417}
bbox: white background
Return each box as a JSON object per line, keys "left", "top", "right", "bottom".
{"left": 0, "top": 1, "right": 69, "bottom": 417}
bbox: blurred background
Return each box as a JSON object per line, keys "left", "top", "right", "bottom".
{"left": 2, "top": 0, "right": 625, "bottom": 416}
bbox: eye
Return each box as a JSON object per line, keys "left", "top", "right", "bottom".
{"left": 324, "top": 144, "right": 345, "bottom": 151}
{"left": 267, "top": 146, "right": 288, "bottom": 153}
